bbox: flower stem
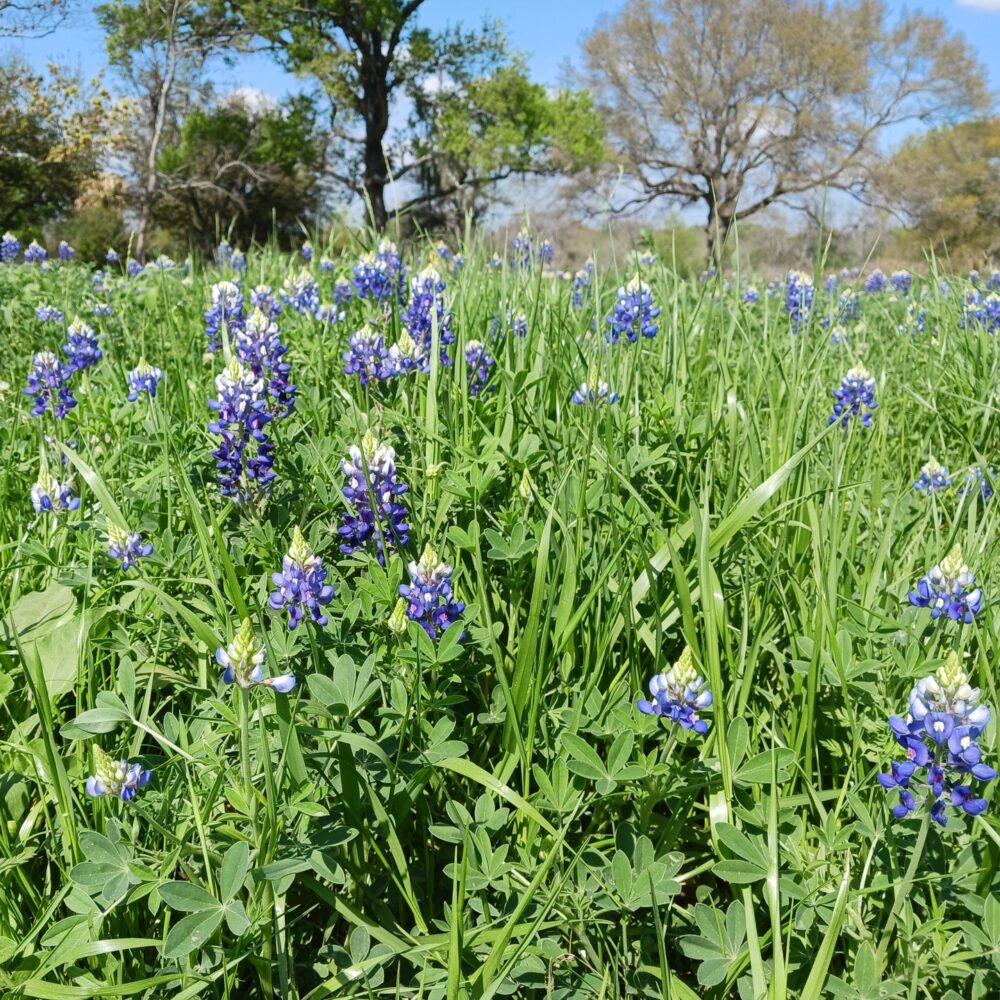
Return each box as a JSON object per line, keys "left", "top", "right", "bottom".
{"left": 875, "top": 810, "right": 930, "bottom": 972}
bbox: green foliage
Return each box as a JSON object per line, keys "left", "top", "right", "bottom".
{"left": 2, "top": 235, "right": 1000, "bottom": 999}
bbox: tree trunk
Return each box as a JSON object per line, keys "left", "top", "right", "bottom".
{"left": 705, "top": 198, "right": 735, "bottom": 265}
{"left": 363, "top": 130, "right": 389, "bottom": 231}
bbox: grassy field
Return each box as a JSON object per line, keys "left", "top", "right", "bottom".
{"left": 1, "top": 236, "right": 999, "bottom": 999}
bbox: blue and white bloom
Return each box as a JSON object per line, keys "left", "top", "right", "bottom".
{"left": 784, "top": 271, "right": 814, "bottom": 332}
{"left": 215, "top": 618, "right": 295, "bottom": 693}
{"left": 464, "top": 340, "right": 494, "bottom": 397}
{"left": 829, "top": 365, "right": 877, "bottom": 428}
{"left": 399, "top": 543, "right": 465, "bottom": 640}
{"left": 343, "top": 325, "right": 388, "bottom": 385}
{"left": 25, "top": 352, "right": 76, "bottom": 419}
{"left": 281, "top": 269, "right": 320, "bottom": 315}
{"left": 606, "top": 275, "right": 660, "bottom": 343}
{"left": 63, "top": 318, "right": 102, "bottom": 373}
{"left": 637, "top": 646, "right": 713, "bottom": 734}
{"left": 913, "top": 458, "right": 952, "bottom": 494}
{"left": 571, "top": 368, "right": 618, "bottom": 405}
{"left": 269, "top": 526, "right": 335, "bottom": 630}
{"left": 35, "top": 305, "right": 64, "bottom": 323}
{"left": 23, "top": 241, "right": 47, "bottom": 264}
{"left": 909, "top": 544, "right": 982, "bottom": 624}
{"left": 204, "top": 280, "right": 245, "bottom": 353}
{"left": 31, "top": 470, "right": 80, "bottom": 514}
{"left": 107, "top": 523, "right": 153, "bottom": 571}
{"left": 126, "top": 359, "right": 163, "bottom": 401}
{"left": 1, "top": 232, "right": 20, "bottom": 263}
{"left": 86, "top": 746, "right": 152, "bottom": 802}
{"left": 881, "top": 652, "right": 995, "bottom": 825}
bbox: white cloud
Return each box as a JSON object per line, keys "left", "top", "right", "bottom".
{"left": 956, "top": 0, "right": 1000, "bottom": 11}
{"left": 219, "top": 87, "right": 279, "bottom": 114}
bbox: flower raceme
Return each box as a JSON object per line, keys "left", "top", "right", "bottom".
{"left": 107, "top": 524, "right": 153, "bottom": 571}
{"left": 637, "top": 646, "right": 713, "bottom": 734}
{"left": 880, "top": 653, "right": 995, "bottom": 826}
{"left": 31, "top": 471, "right": 80, "bottom": 515}
{"left": 269, "top": 526, "right": 335, "bottom": 630}
{"left": 342, "top": 325, "right": 388, "bottom": 385}
{"left": 464, "top": 340, "right": 494, "bottom": 397}
{"left": 784, "top": 271, "right": 814, "bottom": 332}
{"left": 236, "top": 308, "right": 295, "bottom": 417}
{"left": 25, "top": 351, "right": 76, "bottom": 419}
{"left": 215, "top": 618, "right": 295, "bottom": 693}
{"left": 126, "top": 359, "right": 163, "bottom": 402}
{"left": 399, "top": 543, "right": 465, "bottom": 640}
{"left": 913, "top": 457, "right": 952, "bottom": 494}
{"left": 204, "top": 280, "right": 244, "bottom": 353}
{"left": 829, "top": 365, "right": 877, "bottom": 428}
{"left": 909, "top": 544, "right": 982, "bottom": 624}
{"left": 86, "top": 746, "right": 152, "bottom": 802}
{"left": 571, "top": 367, "right": 618, "bottom": 406}
{"left": 338, "top": 431, "right": 410, "bottom": 564}
{"left": 63, "top": 318, "right": 102, "bottom": 373}
{"left": 605, "top": 275, "right": 660, "bottom": 343}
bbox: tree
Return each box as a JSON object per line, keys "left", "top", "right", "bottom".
{"left": 0, "top": 58, "right": 108, "bottom": 234}
{"left": 876, "top": 119, "right": 1000, "bottom": 263}
{"left": 404, "top": 58, "right": 605, "bottom": 235}
{"left": 578, "top": 0, "right": 990, "bottom": 261}
{"left": 97, "top": 0, "right": 235, "bottom": 260}
{"left": 153, "top": 92, "right": 326, "bottom": 253}
{"left": 0, "top": 0, "right": 70, "bottom": 36}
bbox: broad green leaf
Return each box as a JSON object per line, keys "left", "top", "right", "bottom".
{"left": 162, "top": 908, "right": 223, "bottom": 959}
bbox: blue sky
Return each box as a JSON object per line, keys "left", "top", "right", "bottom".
{"left": 7, "top": 0, "right": 1000, "bottom": 97}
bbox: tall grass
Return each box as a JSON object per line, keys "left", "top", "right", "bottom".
{"left": 1, "top": 243, "right": 998, "bottom": 999}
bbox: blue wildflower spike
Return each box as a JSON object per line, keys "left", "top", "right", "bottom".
{"left": 31, "top": 470, "right": 80, "bottom": 515}
{"left": 86, "top": 746, "right": 152, "bottom": 802}
{"left": 398, "top": 543, "right": 465, "bottom": 640}
{"left": 637, "top": 646, "right": 713, "bottom": 734}
{"left": 215, "top": 618, "right": 295, "bottom": 693}
{"left": 829, "top": 365, "right": 878, "bottom": 428}
{"left": 126, "top": 359, "right": 163, "bottom": 401}
{"left": 880, "top": 652, "right": 995, "bottom": 826}
{"left": 605, "top": 274, "right": 660, "bottom": 343}
{"left": 913, "top": 458, "right": 951, "bottom": 494}
{"left": 908, "top": 544, "right": 982, "bottom": 624}
{"left": 107, "top": 523, "right": 153, "bottom": 571}
{"left": 25, "top": 351, "right": 76, "bottom": 419}
{"left": 269, "top": 526, "right": 335, "bottom": 630}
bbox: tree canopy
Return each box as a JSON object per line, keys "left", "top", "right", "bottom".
{"left": 579, "top": 0, "right": 990, "bottom": 260}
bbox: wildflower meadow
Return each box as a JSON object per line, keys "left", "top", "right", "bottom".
{"left": 3, "top": 233, "right": 1000, "bottom": 999}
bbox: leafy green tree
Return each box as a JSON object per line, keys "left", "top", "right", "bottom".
{"left": 405, "top": 59, "right": 605, "bottom": 235}
{"left": 877, "top": 119, "right": 1000, "bottom": 263}
{"left": 97, "top": 0, "right": 236, "bottom": 259}
{"left": 153, "top": 93, "right": 326, "bottom": 254}
{"left": 579, "top": 0, "right": 990, "bottom": 261}
{"left": 229, "top": 1, "right": 601, "bottom": 231}
{"left": 0, "top": 58, "right": 107, "bottom": 234}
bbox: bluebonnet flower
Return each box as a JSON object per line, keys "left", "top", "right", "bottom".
{"left": 784, "top": 271, "right": 814, "bottom": 332}
{"left": 913, "top": 458, "right": 952, "bottom": 494}
{"left": 512, "top": 228, "right": 533, "bottom": 270}
{"left": 149, "top": 254, "right": 176, "bottom": 271}
{"left": 23, "top": 241, "right": 47, "bottom": 264}
{"left": 639, "top": 252, "right": 657, "bottom": 266}
{"left": 31, "top": 470, "right": 80, "bottom": 514}
{"left": 571, "top": 367, "right": 618, "bottom": 405}
{"left": 315, "top": 302, "right": 345, "bottom": 324}
{"left": 105, "top": 248, "right": 119, "bottom": 263}
{"left": 962, "top": 291, "right": 1000, "bottom": 334}
{"left": 333, "top": 277, "right": 353, "bottom": 304}
{"left": 35, "top": 305, "right": 64, "bottom": 323}
{"left": 300, "top": 241, "right": 313, "bottom": 262}
{"left": 537, "top": 239, "right": 554, "bottom": 266}
{"left": 215, "top": 240, "right": 234, "bottom": 266}
{"left": 386, "top": 330, "right": 428, "bottom": 376}
{"left": 433, "top": 240, "right": 452, "bottom": 260}
{"left": 269, "top": 526, "right": 335, "bottom": 629}
{"left": 343, "top": 325, "right": 388, "bottom": 385}
{"left": 985, "top": 270, "right": 1000, "bottom": 292}
{"left": 823, "top": 273, "right": 840, "bottom": 295}
{"left": 403, "top": 266, "right": 454, "bottom": 363}
{"left": 489, "top": 253, "right": 503, "bottom": 270}
{"left": 86, "top": 746, "right": 152, "bottom": 802}
{"left": 829, "top": 365, "right": 877, "bottom": 428}
{"left": 960, "top": 466, "right": 993, "bottom": 502}
{"left": 25, "top": 352, "right": 76, "bottom": 419}
{"left": 352, "top": 240, "right": 406, "bottom": 302}
{"left": 281, "top": 269, "right": 320, "bottom": 315}
{"left": 338, "top": 431, "right": 410, "bottom": 563}
{"left": 699, "top": 266, "right": 717, "bottom": 283}
{"left": 126, "top": 259, "right": 142, "bottom": 278}
{"left": 249, "top": 284, "right": 282, "bottom": 317}
{"left": 835, "top": 290, "right": 860, "bottom": 323}
{"left": 890, "top": 270, "right": 911, "bottom": 296}
{"left": 107, "top": 523, "right": 153, "bottom": 571}
{"left": 215, "top": 618, "right": 295, "bottom": 693}
{"left": 399, "top": 543, "right": 465, "bottom": 640}
{"left": 637, "top": 646, "right": 712, "bottom": 734}
{"left": 207, "top": 358, "right": 274, "bottom": 502}
{"left": 57, "top": 240, "right": 75, "bottom": 261}
{"left": 606, "top": 275, "right": 660, "bottom": 343}
{"left": 204, "top": 280, "right": 245, "bottom": 353}
{"left": 236, "top": 308, "right": 295, "bottom": 417}
{"left": 899, "top": 302, "right": 926, "bottom": 334}
{"left": 742, "top": 286, "right": 759, "bottom": 304}
{"left": 864, "top": 269, "right": 887, "bottom": 293}
{"left": 93, "top": 303, "right": 114, "bottom": 318}
{"left": 880, "top": 652, "right": 994, "bottom": 825}
{"left": 909, "top": 544, "right": 982, "bottom": 623}
{"left": 63, "top": 318, "right": 101, "bottom": 373}
{"left": 1, "top": 232, "right": 20, "bottom": 263}
{"left": 319, "top": 255, "right": 335, "bottom": 273}
{"left": 465, "top": 340, "right": 494, "bottom": 397}
{"left": 126, "top": 359, "right": 163, "bottom": 401}
{"left": 572, "top": 261, "right": 594, "bottom": 308}
{"left": 231, "top": 249, "right": 247, "bottom": 273}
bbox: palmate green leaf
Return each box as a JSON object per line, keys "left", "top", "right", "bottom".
{"left": 219, "top": 842, "right": 250, "bottom": 902}
{"left": 161, "top": 908, "right": 223, "bottom": 959}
